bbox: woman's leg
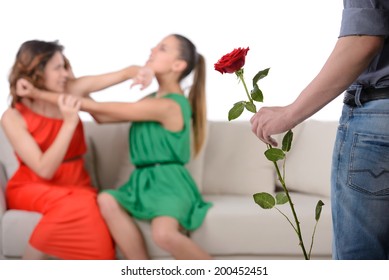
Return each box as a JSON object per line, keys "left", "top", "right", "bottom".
{"left": 23, "top": 244, "right": 49, "bottom": 260}
{"left": 97, "top": 193, "right": 149, "bottom": 260}
{"left": 151, "top": 216, "right": 211, "bottom": 260}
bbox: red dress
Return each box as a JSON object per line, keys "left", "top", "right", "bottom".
{"left": 6, "top": 103, "right": 115, "bottom": 260}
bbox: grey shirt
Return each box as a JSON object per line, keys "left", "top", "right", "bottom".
{"left": 340, "top": 0, "right": 389, "bottom": 87}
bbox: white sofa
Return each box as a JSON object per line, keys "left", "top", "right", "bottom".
{"left": 0, "top": 119, "right": 337, "bottom": 260}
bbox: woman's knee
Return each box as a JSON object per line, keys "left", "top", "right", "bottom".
{"left": 151, "top": 218, "right": 180, "bottom": 250}
{"left": 152, "top": 227, "right": 174, "bottom": 250}
{"left": 97, "top": 193, "right": 120, "bottom": 218}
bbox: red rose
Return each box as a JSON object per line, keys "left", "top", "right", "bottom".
{"left": 214, "top": 47, "right": 250, "bottom": 74}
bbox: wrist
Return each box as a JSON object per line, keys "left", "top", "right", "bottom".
{"left": 126, "top": 65, "right": 141, "bottom": 79}
{"left": 31, "top": 87, "right": 41, "bottom": 99}
{"left": 285, "top": 103, "right": 304, "bottom": 129}
{"left": 62, "top": 117, "right": 79, "bottom": 129}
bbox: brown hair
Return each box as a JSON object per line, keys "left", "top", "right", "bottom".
{"left": 173, "top": 34, "right": 207, "bottom": 157}
{"left": 8, "top": 40, "right": 69, "bottom": 107}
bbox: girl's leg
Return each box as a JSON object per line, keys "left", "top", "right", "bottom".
{"left": 151, "top": 216, "right": 211, "bottom": 260}
{"left": 23, "top": 244, "right": 49, "bottom": 260}
{"left": 97, "top": 193, "right": 149, "bottom": 260}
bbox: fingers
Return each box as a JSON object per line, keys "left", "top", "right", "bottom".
{"left": 250, "top": 110, "right": 278, "bottom": 146}
{"left": 57, "top": 94, "right": 64, "bottom": 106}
{"left": 130, "top": 66, "right": 154, "bottom": 90}
{"left": 265, "top": 135, "right": 278, "bottom": 147}
{"left": 16, "top": 78, "right": 33, "bottom": 97}
{"left": 58, "top": 94, "right": 81, "bottom": 111}
{"left": 57, "top": 94, "right": 81, "bottom": 125}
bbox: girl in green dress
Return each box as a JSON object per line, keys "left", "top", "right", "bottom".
{"left": 17, "top": 34, "right": 212, "bottom": 259}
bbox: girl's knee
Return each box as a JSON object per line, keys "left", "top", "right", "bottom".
{"left": 151, "top": 219, "right": 181, "bottom": 250}
{"left": 152, "top": 226, "right": 174, "bottom": 250}
{"left": 97, "top": 193, "right": 120, "bottom": 218}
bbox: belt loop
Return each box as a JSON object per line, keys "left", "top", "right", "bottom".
{"left": 354, "top": 85, "right": 363, "bottom": 107}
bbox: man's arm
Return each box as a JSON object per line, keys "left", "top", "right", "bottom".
{"left": 250, "top": 35, "right": 384, "bottom": 145}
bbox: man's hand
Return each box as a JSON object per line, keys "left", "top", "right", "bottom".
{"left": 250, "top": 106, "right": 296, "bottom": 146}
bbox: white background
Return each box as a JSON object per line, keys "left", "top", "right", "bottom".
{"left": 0, "top": 259, "right": 387, "bottom": 279}
{"left": 0, "top": 0, "right": 344, "bottom": 122}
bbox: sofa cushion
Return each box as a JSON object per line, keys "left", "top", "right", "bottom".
{"left": 0, "top": 210, "right": 172, "bottom": 259}
{"left": 1, "top": 210, "right": 42, "bottom": 257}
{"left": 0, "top": 124, "right": 18, "bottom": 182}
{"left": 191, "top": 194, "right": 332, "bottom": 258}
{"left": 282, "top": 120, "right": 338, "bottom": 198}
{"left": 202, "top": 121, "right": 275, "bottom": 195}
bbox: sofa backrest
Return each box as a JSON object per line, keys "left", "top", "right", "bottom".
{"left": 83, "top": 121, "right": 276, "bottom": 196}
{"left": 201, "top": 121, "right": 275, "bottom": 195}
{"left": 0, "top": 124, "right": 18, "bottom": 191}
{"left": 0, "top": 119, "right": 337, "bottom": 198}
{"left": 280, "top": 120, "right": 338, "bottom": 198}
{"left": 82, "top": 122, "right": 134, "bottom": 190}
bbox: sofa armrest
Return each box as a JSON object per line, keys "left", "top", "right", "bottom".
{"left": 0, "top": 162, "right": 7, "bottom": 216}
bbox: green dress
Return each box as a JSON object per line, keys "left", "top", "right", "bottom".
{"left": 106, "top": 93, "right": 212, "bottom": 231}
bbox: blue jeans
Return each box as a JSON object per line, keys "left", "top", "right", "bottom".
{"left": 331, "top": 99, "right": 389, "bottom": 259}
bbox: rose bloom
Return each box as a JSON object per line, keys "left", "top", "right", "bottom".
{"left": 214, "top": 47, "right": 250, "bottom": 74}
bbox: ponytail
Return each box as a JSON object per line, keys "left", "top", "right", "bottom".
{"left": 173, "top": 34, "right": 207, "bottom": 157}
{"left": 188, "top": 54, "right": 207, "bottom": 157}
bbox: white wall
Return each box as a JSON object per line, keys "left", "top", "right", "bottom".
{"left": 0, "top": 0, "right": 344, "bottom": 121}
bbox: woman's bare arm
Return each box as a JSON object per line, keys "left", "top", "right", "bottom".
{"left": 1, "top": 95, "right": 81, "bottom": 179}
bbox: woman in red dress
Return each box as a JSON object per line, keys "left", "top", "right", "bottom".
{"left": 1, "top": 40, "right": 144, "bottom": 259}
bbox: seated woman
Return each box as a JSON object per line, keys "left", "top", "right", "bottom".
{"left": 1, "top": 40, "right": 147, "bottom": 259}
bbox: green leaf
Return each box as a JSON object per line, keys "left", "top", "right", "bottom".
{"left": 228, "top": 101, "right": 245, "bottom": 121}
{"left": 282, "top": 130, "right": 294, "bottom": 152}
{"left": 275, "top": 192, "right": 289, "bottom": 205}
{"left": 264, "top": 148, "right": 285, "bottom": 162}
{"left": 244, "top": 101, "right": 257, "bottom": 113}
{"left": 315, "top": 200, "right": 325, "bottom": 221}
{"left": 251, "top": 85, "right": 263, "bottom": 102}
{"left": 253, "top": 192, "right": 275, "bottom": 209}
{"left": 252, "top": 68, "right": 270, "bottom": 86}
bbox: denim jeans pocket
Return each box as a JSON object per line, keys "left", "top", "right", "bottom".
{"left": 349, "top": 132, "right": 389, "bottom": 196}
